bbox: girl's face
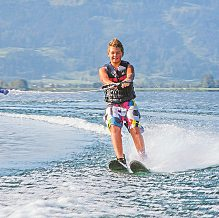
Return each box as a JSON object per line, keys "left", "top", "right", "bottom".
{"left": 108, "top": 46, "right": 123, "bottom": 66}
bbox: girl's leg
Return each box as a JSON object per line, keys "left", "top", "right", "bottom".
{"left": 110, "top": 125, "right": 124, "bottom": 159}
{"left": 130, "top": 127, "right": 145, "bottom": 156}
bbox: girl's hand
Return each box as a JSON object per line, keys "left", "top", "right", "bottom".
{"left": 121, "top": 80, "right": 132, "bottom": 88}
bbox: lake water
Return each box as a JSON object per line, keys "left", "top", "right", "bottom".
{"left": 0, "top": 90, "right": 218, "bottom": 217}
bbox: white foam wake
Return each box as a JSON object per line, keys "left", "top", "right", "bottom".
{"left": 1, "top": 112, "right": 218, "bottom": 173}
{"left": 0, "top": 112, "right": 108, "bottom": 135}
{"left": 125, "top": 124, "right": 219, "bottom": 172}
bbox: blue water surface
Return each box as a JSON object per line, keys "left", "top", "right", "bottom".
{"left": 0, "top": 90, "right": 218, "bottom": 217}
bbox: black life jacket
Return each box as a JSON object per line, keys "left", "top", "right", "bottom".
{"left": 103, "top": 60, "right": 136, "bottom": 104}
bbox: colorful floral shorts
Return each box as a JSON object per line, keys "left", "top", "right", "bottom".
{"left": 104, "top": 100, "right": 144, "bottom": 132}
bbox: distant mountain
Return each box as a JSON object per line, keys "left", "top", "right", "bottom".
{"left": 0, "top": 0, "right": 219, "bottom": 83}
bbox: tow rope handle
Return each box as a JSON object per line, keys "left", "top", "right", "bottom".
{"left": 101, "top": 81, "right": 132, "bottom": 90}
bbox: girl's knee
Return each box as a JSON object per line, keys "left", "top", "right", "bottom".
{"left": 130, "top": 127, "right": 141, "bottom": 136}
{"left": 110, "top": 125, "right": 121, "bottom": 134}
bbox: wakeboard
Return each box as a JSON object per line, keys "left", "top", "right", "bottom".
{"left": 108, "top": 160, "right": 128, "bottom": 173}
{"left": 129, "top": 160, "right": 150, "bottom": 173}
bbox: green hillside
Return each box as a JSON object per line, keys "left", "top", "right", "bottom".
{"left": 0, "top": 0, "right": 219, "bottom": 84}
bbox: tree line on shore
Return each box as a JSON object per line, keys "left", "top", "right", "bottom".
{"left": 0, "top": 79, "right": 29, "bottom": 90}
{"left": 0, "top": 74, "right": 218, "bottom": 91}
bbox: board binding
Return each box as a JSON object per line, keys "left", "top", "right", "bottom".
{"left": 109, "top": 160, "right": 128, "bottom": 172}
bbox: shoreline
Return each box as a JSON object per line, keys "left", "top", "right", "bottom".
{"left": 4, "top": 87, "right": 219, "bottom": 93}
{"left": 135, "top": 87, "right": 219, "bottom": 92}
{"left": 27, "top": 87, "right": 219, "bottom": 92}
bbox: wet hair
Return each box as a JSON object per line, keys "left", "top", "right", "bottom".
{"left": 107, "top": 38, "right": 124, "bottom": 56}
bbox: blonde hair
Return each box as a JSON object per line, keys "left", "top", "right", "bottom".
{"left": 107, "top": 38, "right": 124, "bottom": 56}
